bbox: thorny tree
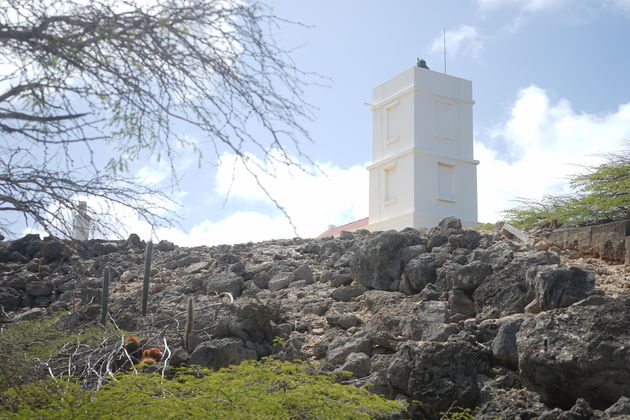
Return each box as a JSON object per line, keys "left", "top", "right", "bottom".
{"left": 0, "top": 0, "right": 315, "bottom": 238}
{"left": 503, "top": 144, "right": 630, "bottom": 227}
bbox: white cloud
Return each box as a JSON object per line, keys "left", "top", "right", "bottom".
{"left": 608, "top": 0, "right": 630, "bottom": 13}
{"left": 18, "top": 137, "right": 365, "bottom": 245}
{"left": 214, "top": 153, "right": 369, "bottom": 238}
{"left": 117, "top": 154, "right": 369, "bottom": 245}
{"left": 136, "top": 163, "right": 171, "bottom": 185}
{"left": 430, "top": 25, "right": 483, "bottom": 60}
{"left": 476, "top": 0, "right": 629, "bottom": 31}
{"left": 476, "top": 0, "right": 569, "bottom": 13}
{"left": 475, "top": 0, "right": 576, "bottom": 32}
{"left": 476, "top": 85, "right": 630, "bottom": 222}
{"left": 135, "top": 136, "right": 200, "bottom": 186}
{"left": 152, "top": 212, "right": 295, "bottom": 246}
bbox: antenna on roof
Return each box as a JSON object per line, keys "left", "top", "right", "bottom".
{"left": 443, "top": 28, "right": 447, "bottom": 74}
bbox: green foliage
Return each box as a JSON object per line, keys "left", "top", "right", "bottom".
{"left": 502, "top": 194, "right": 579, "bottom": 228}
{"left": 471, "top": 223, "right": 494, "bottom": 231}
{"left": 439, "top": 406, "right": 478, "bottom": 419}
{"left": 272, "top": 336, "right": 287, "bottom": 348}
{"left": 1, "top": 312, "right": 66, "bottom": 362}
{"left": 503, "top": 146, "right": 630, "bottom": 227}
{"left": 1, "top": 378, "right": 87, "bottom": 417}
{"left": 1, "top": 360, "right": 405, "bottom": 419}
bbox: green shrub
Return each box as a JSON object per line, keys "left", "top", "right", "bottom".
{"left": 503, "top": 145, "right": 630, "bottom": 228}
{"left": 1, "top": 359, "right": 405, "bottom": 419}
{"left": 471, "top": 223, "right": 494, "bottom": 231}
{"left": 439, "top": 406, "right": 479, "bottom": 419}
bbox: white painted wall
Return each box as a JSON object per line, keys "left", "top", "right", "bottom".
{"left": 368, "top": 66, "right": 478, "bottom": 231}
{"left": 73, "top": 201, "right": 90, "bottom": 240}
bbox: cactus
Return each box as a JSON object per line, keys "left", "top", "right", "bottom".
{"left": 141, "top": 241, "right": 153, "bottom": 316}
{"left": 184, "top": 297, "right": 194, "bottom": 352}
{"left": 100, "top": 266, "right": 111, "bottom": 324}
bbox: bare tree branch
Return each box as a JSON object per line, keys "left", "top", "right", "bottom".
{"left": 0, "top": 0, "right": 319, "bottom": 238}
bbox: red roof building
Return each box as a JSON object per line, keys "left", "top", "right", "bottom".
{"left": 317, "top": 217, "right": 369, "bottom": 238}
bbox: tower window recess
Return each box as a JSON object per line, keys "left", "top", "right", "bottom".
{"left": 385, "top": 165, "right": 397, "bottom": 203}
{"left": 435, "top": 100, "right": 455, "bottom": 140}
{"left": 384, "top": 100, "right": 400, "bottom": 144}
{"left": 438, "top": 162, "right": 454, "bottom": 201}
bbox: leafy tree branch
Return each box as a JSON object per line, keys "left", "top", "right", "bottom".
{"left": 503, "top": 144, "right": 630, "bottom": 227}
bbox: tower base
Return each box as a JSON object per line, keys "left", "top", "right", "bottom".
{"left": 367, "top": 212, "right": 478, "bottom": 232}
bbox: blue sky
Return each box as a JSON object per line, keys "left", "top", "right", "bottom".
{"left": 17, "top": 0, "right": 630, "bottom": 244}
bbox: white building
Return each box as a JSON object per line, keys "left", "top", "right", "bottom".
{"left": 366, "top": 63, "right": 479, "bottom": 231}
{"left": 72, "top": 201, "right": 90, "bottom": 240}
{"left": 319, "top": 62, "right": 478, "bottom": 238}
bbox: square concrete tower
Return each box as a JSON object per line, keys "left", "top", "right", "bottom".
{"left": 367, "top": 65, "right": 479, "bottom": 231}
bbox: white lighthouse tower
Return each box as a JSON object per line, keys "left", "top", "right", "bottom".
{"left": 367, "top": 62, "right": 478, "bottom": 231}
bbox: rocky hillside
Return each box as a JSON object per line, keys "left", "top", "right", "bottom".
{"left": 1, "top": 217, "right": 629, "bottom": 419}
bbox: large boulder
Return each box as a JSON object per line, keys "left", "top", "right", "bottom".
{"left": 213, "top": 300, "right": 279, "bottom": 345}
{"left": 516, "top": 296, "right": 630, "bottom": 409}
{"left": 292, "top": 264, "right": 314, "bottom": 283}
{"left": 267, "top": 272, "right": 294, "bottom": 291}
{"left": 491, "top": 314, "right": 528, "bottom": 369}
{"left": 448, "top": 229, "right": 482, "bottom": 250}
{"left": 469, "top": 241, "right": 515, "bottom": 271}
{"left": 361, "top": 290, "right": 406, "bottom": 312}
{"left": 184, "top": 261, "right": 211, "bottom": 275}
{"left": 404, "top": 253, "right": 450, "bottom": 293}
{"left": 214, "top": 253, "right": 241, "bottom": 265}
{"left": 400, "top": 244, "right": 428, "bottom": 264}
{"left": 326, "top": 335, "right": 372, "bottom": 365}
{"left": 8, "top": 234, "right": 41, "bottom": 259}
{"left": 189, "top": 337, "right": 257, "bottom": 369}
{"left": 387, "top": 340, "right": 490, "bottom": 414}
{"left": 155, "top": 240, "right": 175, "bottom": 252}
{"left": 430, "top": 216, "right": 463, "bottom": 236}
{"left": 206, "top": 272, "right": 244, "bottom": 297}
{"left": 0, "top": 246, "right": 9, "bottom": 263}
{"left": 448, "top": 288, "right": 476, "bottom": 320}
{"left": 0, "top": 286, "right": 21, "bottom": 312}
{"left": 473, "top": 262, "right": 530, "bottom": 320}
{"left": 437, "top": 260, "right": 492, "bottom": 292}
{"left": 452, "top": 261, "right": 493, "bottom": 291}
{"left": 605, "top": 396, "right": 630, "bottom": 417}
{"left": 335, "top": 352, "right": 370, "bottom": 378}
{"left": 399, "top": 300, "right": 457, "bottom": 341}
{"left": 299, "top": 298, "right": 330, "bottom": 316}
{"left": 527, "top": 265, "right": 595, "bottom": 311}
{"left": 367, "top": 296, "right": 420, "bottom": 337}
{"left": 89, "top": 241, "right": 120, "bottom": 257}
{"left": 125, "top": 233, "right": 143, "bottom": 249}
{"left": 427, "top": 234, "right": 448, "bottom": 251}
{"left": 476, "top": 373, "right": 549, "bottom": 420}
{"left": 25, "top": 281, "right": 54, "bottom": 297}
{"left": 473, "top": 251, "right": 560, "bottom": 320}
{"left": 326, "top": 314, "right": 362, "bottom": 330}
{"left": 350, "top": 230, "right": 409, "bottom": 290}
{"left": 38, "top": 239, "right": 68, "bottom": 262}
{"left": 174, "top": 254, "right": 202, "bottom": 268}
